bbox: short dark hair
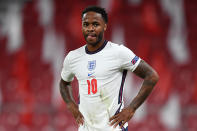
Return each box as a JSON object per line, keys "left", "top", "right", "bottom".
{"left": 81, "top": 5, "right": 108, "bottom": 23}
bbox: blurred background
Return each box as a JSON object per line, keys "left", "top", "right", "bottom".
{"left": 0, "top": 0, "right": 197, "bottom": 131}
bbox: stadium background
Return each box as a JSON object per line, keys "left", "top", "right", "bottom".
{"left": 0, "top": 0, "right": 197, "bottom": 130}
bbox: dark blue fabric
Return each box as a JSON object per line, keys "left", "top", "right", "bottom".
{"left": 122, "top": 126, "right": 128, "bottom": 131}
{"left": 85, "top": 40, "right": 108, "bottom": 54}
{"left": 118, "top": 70, "right": 127, "bottom": 104}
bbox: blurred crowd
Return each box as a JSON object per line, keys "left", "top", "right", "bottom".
{"left": 0, "top": 0, "right": 197, "bottom": 131}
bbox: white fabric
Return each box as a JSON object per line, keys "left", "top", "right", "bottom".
{"left": 61, "top": 41, "right": 141, "bottom": 131}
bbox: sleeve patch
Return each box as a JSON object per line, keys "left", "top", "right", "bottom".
{"left": 131, "top": 56, "right": 139, "bottom": 65}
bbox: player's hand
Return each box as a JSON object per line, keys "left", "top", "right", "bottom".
{"left": 67, "top": 102, "right": 84, "bottom": 126}
{"left": 109, "top": 106, "right": 135, "bottom": 128}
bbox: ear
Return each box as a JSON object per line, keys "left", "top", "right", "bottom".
{"left": 104, "top": 24, "right": 107, "bottom": 31}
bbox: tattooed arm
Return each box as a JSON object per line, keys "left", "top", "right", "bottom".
{"left": 110, "top": 60, "right": 159, "bottom": 128}
{"left": 129, "top": 60, "right": 159, "bottom": 111}
{"left": 59, "top": 79, "right": 84, "bottom": 125}
{"left": 59, "top": 79, "right": 74, "bottom": 104}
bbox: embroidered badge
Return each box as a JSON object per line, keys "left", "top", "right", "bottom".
{"left": 87, "top": 60, "right": 96, "bottom": 71}
{"left": 131, "top": 56, "right": 139, "bottom": 65}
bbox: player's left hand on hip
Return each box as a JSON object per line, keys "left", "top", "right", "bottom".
{"left": 109, "top": 107, "right": 135, "bottom": 129}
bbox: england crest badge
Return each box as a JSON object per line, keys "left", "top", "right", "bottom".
{"left": 87, "top": 60, "right": 96, "bottom": 71}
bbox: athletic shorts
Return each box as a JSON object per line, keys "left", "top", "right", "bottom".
{"left": 78, "top": 121, "right": 128, "bottom": 131}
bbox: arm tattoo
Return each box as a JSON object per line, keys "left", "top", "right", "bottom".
{"left": 130, "top": 60, "right": 159, "bottom": 111}
{"left": 59, "top": 79, "right": 75, "bottom": 104}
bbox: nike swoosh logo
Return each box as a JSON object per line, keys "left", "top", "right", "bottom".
{"left": 88, "top": 72, "right": 95, "bottom": 76}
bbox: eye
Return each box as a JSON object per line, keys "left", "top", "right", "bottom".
{"left": 83, "top": 23, "right": 89, "bottom": 27}
{"left": 93, "top": 23, "right": 99, "bottom": 27}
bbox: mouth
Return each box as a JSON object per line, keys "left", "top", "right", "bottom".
{"left": 86, "top": 33, "right": 97, "bottom": 40}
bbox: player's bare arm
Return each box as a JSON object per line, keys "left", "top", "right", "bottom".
{"left": 110, "top": 60, "right": 159, "bottom": 128}
{"left": 59, "top": 79, "right": 84, "bottom": 125}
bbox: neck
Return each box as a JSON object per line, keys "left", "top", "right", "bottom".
{"left": 86, "top": 39, "right": 105, "bottom": 52}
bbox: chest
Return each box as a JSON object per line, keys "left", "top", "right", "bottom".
{"left": 70, "top": 53, "right": 120, "bottom": 80}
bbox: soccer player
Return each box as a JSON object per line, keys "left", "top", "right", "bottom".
{"left": 60, "top": 6, "right": 159, "bottom": 131}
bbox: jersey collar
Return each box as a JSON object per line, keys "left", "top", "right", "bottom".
{"left": 85, "top": 40, "right": 108, "bottom": 55}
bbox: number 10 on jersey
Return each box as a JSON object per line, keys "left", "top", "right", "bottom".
{"left": 87, "top": 79, "right": 97, "bottom": 94}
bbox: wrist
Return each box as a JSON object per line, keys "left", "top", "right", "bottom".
{"left": 128, "top": 106, "right": 136, "bottom": 113}
{"left": 67, "top": 101, "right": 75, "bottom": 108}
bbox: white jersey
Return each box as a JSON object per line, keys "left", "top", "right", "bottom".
{"left": 61, "top": 40, "right": 141, "bottom": 131}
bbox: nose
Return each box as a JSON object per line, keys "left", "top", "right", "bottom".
{"left": 87, "top": 25, "right": 94, "bottom": 32}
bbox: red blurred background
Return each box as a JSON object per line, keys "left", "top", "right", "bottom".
{"left": 0, "top": 0, "right": 197, "bottom": 131}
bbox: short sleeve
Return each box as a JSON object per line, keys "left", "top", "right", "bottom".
{"left": 119, "top": 45, "right": 141, "bottom": 72}
{"left": 61, "top": 52, "right": 75, "bottom": 82}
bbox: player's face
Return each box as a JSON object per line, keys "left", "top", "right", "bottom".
{"left": 82, "top": 11, "right": 107, "bottom": 46}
